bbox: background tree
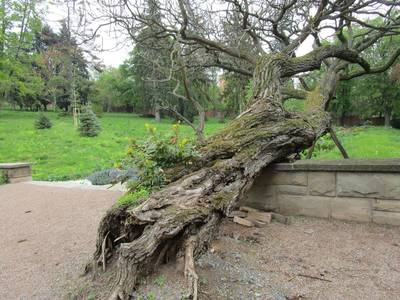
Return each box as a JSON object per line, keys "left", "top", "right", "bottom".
{"left": 221, "top": 73, "right": 251, "bottom": 116}
{"left": 78, "top": 107, "right": 101, "bottom": 137}
{"left": 0, "top": 1, "right": 93, "bottom": 113}
{"left": 0, "top": 0, "right": 44, "bottom": 110}
{"left": 90, "top": 67, "right": 127, "bottom": 112}
{"left": 332, "top": 35, "right": 400, "bottom": 126}
{"left": 34, "top": 112, "right": 52, "bottom": 129}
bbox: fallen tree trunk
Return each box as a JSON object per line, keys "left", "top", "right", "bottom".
{"left": 87, "top": 53, "right": 356, "bottom": 299}
{"left": 81, "top": 2, "right": 396, "bottom": 296}
{"left": 89, "top": 95, "right": 331, "bottom": 299}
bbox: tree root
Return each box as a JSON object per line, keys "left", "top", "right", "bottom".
{"left": 184, "top": 237, "right": 198, "bottom": 300}
{"left": 102, "top": 231, "right": 110, "bottom": 271}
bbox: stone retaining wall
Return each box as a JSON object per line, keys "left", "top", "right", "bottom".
{"left": 0, "top": 163, "right": 32, "bottom": 183}
{"left": 243, "top": 159, "right": 400, "bottom": 226}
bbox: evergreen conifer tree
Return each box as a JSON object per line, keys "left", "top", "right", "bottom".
{"left": 35, "top": 113, "right": 52, "bottom": 129}
{"left": 78, "top": 108, "right": 101, "bottom": 137}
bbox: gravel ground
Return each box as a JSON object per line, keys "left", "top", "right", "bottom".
{"left": 0, "top": 182, "right": 122, "bottom": 300}
{"left": 136, "top": 217, "right": 400, "bottom": 300}
{"left": 1, "top": 182, "right": 399, "bottom": 300}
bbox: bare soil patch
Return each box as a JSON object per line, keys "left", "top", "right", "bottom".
{"left": 133, "top": 217, "right": 400, "bottom": 300}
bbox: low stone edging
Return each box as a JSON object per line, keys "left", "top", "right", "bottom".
{"left": 244, "top": 159, "right": 400, "bottom": 226}
{"left": 0, "top": 163, "right": 32, "bottom": 183}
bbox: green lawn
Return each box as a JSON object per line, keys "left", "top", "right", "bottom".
{"left": 0, "top": 110, "right": 224, "bottom": 180}
{"left": 312, "top": 126, "right": 400, "bottom": 159}
{"left": 0, "top": 110, "right": 399, "bottom": 180}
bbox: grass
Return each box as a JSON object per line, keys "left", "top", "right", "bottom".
{"left": 0, "top": 169, "right": 8, "bottom": 185}
{"left": 312, "top": 126, "right": 400, "bottom": 159}
{"left": 0, "top": 110, "right": 224, "bottom": 180}
{"left": 0, "top": 110, "right": 399, "bottom": 180}
{"left": 116, "top": 188, "right": 150, "bottom": 207}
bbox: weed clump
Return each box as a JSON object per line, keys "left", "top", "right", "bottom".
{"left": 0, "top": 170, "right": 8, "bottom": 185}
{"left": 117, "top": 188, "right": 150, "bottom": 207}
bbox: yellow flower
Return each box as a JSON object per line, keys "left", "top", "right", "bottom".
{"left": 145, "top": 123, "right": 156, "bottom": 134}
{"left": 180, "top": 138, "right": 188, "bottom": 146}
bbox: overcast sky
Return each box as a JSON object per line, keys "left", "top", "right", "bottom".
{"left": 45, "top": 2, "right": 314, "bottom": 68}
{"left": 45, "top": 2, "right": 131, "bottom": 67}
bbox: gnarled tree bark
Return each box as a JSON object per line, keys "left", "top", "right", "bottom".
{"left": 88, "top": 54, "right": 336, "bottom": 300}
{"left": 80, "top": 0, "right": 400, "bottom": 296}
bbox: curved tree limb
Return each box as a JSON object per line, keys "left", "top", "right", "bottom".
{"left": 282, "top": 87, "right": 308, "bottom": 100}
{"left": 340, "top": 47, "right": 400, "bottom": 80}
{"left": 281, "top": 45, "right": 370, "bottom": 77}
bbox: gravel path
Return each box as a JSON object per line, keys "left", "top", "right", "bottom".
{"left": 29, "top": 179, "right": 127, "bottom": 192}
{"left": 0, "top": 182, "right": 122, "bottom": 300}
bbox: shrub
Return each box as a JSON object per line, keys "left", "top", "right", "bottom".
{"left": 121, "top": 123, "right": 198, "bottom": 190}
{"left": 301, "top": 133, "right": 336, "bottom": 158}
{"left": 87, "top": 168, "right": 121, "bottom": 185}
{"left": 35, "top": 113, "right": 52, "bottom": 129}
{"left": 0, "top": 170, "right": 8, "bottom": 185}
{"left": 78, "top": 108, "right": 101, "bottom": 137}
{"left": 154, "top": 275, "right": 167, "bottom": 287}
{"left": 87, "top": 168, "right": 138, "bottom": 185}
{"left": 57, "top": 110, "right": 69, "bottom": 117}
{"left": 391, "top": 118, "right": 400, "bottom": 129}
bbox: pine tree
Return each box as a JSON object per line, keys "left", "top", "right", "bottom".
{"left": 78, "top": 108, "right": 101, "bottom": 137}
{"left": 35, "top": 113, "right": 52, "bottom": 129}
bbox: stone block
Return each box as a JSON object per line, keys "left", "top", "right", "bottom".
{"left": 252, "top": 167, "right": 278, "bottom": 186}
{"left": 308, "top": 172, "right": 336, "bottom": 196}
{"left": 243, "top": 178, "right": 277, "bottom": 211}
{"left": 331, "top": 197, "right": 371, "bottom": 222}
{"left": 228, "top": 210, "right": 247, "bottom": 218}
{"left": 276, "top": 185, "right": 307, "bottom": 195}
{"left": 337, "top": 172, "right": 400, "bottom": 200}
{"left": 373, "top": 200, "right": 400, "bottom": 212}
{"left": 249, "top": 219, "right": 268, "bottom": 228}
{"left": 244, "top": 178, "right": 274, "bottom": 200}
{"left": 6, "top": 166, "right": 31, "bottom": 178}
{"left": 8, "top": 176, "right": 32, "bottom": 183}
{"left": 247, "top": 211, "right": 272, "bottom": 223}
{"left": 269, "top": 171, "right": 307, "bottom": 186}
{"left": 372, "top": 211, "right": 400, "bottom": 226}
{"left": 244, "top": 197, "right": 278, "bottom": 212}
{"left": 277, "top": 195, "right": 330, "bottom": 218}
{"left": 233, "top": 216, "right": 254, "bottom": 227}
{"left": 272, "top": 159, "right": 400, "bottom": 172}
